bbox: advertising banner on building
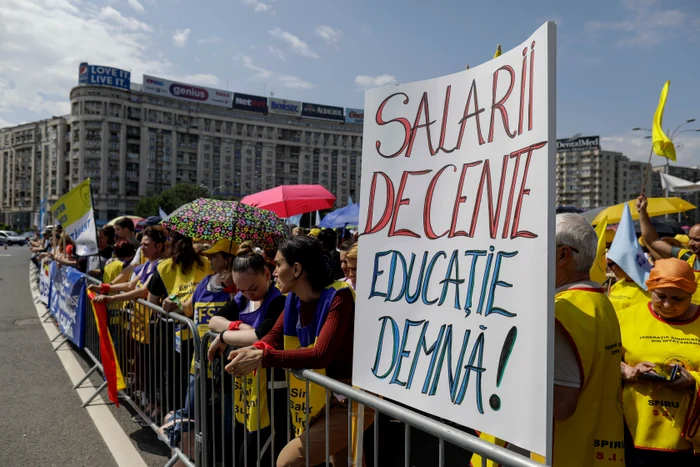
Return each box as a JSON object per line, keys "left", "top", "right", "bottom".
{"left": 302, "top": 102, "right": 345, "bottom": 121}
{"left": 345, "top": 108, "right": 364, "bottom": 124}
{"left": 49, "top": 262, "right": 87, "bottom": 349}
{"left": 556, "top": 135, "right": 600, "bottom": 151}
{"left": 232, "top": 93, "right": 268, "bottom": 113}
{"left": 50, "top": 178, "right": 98, "bottom": 257}
{"left": 78, "top": 63, "right": 131, "bottom": 91}
{"left": 142, "top": 75, "right": 233, "bottom": 107}
{"left": 353, "top": 23, "right": 556, "bottom": 457}
{"left": 268, "top": 97, "right": 302, "bottom": 117}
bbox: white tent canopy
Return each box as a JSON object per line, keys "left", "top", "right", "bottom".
{"left": 659, "top": 172, "right": 700, "bottom": 193}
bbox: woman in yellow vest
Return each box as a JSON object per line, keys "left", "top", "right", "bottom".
{"left": 225, "top": 236, "right": 373, "bottom": 467}
{"left": 147, "top": 232, "right": 211, "bottom": 421}
{"left": 618, "top": 258, "right": 700, "bottom": 466}
{"left": 207, "top": 245, "right": 287, "bottom": 466}
{"left": 607, "top": 259, "right": 650, "bottom": 312}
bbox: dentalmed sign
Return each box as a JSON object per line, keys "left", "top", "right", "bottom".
{"left": 353, "top": 23, "right": 556, "bottom": 456}
{"left": 142, "top": 75, "right": 233, "bottom": 108}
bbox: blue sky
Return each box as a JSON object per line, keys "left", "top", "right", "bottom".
{"left": 2, "top": 0, "right": 699, "bottom": 165}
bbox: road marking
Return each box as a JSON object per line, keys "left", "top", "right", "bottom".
{"left": 0, "top": 254, "right": 12, "bottom": 257}
{"left": 28, "top": 268, "right": 147, "bottom": 467}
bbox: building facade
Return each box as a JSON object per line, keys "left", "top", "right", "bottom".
{"left": 555, "top": 136, "right": 652, "bottom": 211}
{"left": 0, "top": 83, "right": 363, "bottom": 226}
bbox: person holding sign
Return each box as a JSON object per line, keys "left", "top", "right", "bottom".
{"left": 618, "top": 258, "right": 700, "bottom": 466}
{"left": 552, "top": 214, "right": 625, "bottom": 466}
{"left": 225, "top": 236, "right": 372, "bottom": 467}
{"left": 207, "top": 245, "right": 287, "bottom": 466}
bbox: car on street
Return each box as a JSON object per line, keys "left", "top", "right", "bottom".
{"left": 0, "top": 231, "right": 27, "bottom": 246}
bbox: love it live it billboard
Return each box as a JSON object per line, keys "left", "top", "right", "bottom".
{"left": 142, "top": 75, "right": 233, "bottom": 108}
{"left": 78, "top": 63, "right": 131, "bottom": 91}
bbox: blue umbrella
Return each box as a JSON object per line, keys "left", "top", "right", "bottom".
{"left": 318, "top": 204, "right": 359, "bottom": 228}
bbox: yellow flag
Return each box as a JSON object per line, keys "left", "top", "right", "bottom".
{"left": 651, "top": 81, "right": 676, "bottom": 161}
{"left": 590, "top": 216, "right": 608, "bottom": 284}
{"left": 494, "top": 44, "right": 502, "bottom": 58}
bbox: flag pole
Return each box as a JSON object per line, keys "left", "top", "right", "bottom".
{"left": 640, "top": 147, "right": 655, "bottom": 196}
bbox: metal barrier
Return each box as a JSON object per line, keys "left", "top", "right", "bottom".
{"left": 40, "top": 264, "right": 546, "bottom": 467}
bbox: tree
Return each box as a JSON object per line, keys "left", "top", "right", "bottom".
{"left": 134, "top": 196, "right": 160, "bottom": 218}
{"left": 159, "top": 183, "right": 209, "bottom": 214}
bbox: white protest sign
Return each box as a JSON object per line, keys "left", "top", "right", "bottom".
{"left": 353, "top": 22, "right": 555, "bottom": 456}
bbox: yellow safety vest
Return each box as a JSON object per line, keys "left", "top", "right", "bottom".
{"left": 103, "top": 261, "right": 125, "bottom": 285}
{"left": 608, "top": 279, "right": 650, "bottom": 313}
{"left": 283, "top": 281, "right": 354, "bottom": 436}
{"left": 618, "top": 301, "right": 700, "bottom": 452}
{"left": 676, "top": 249, "right": 700, "bottom": 305}
{"left": 551, "top": 286, "right": 625, "bottom": 467}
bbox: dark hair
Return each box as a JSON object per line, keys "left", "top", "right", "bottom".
{"left": 318, "top": 229, "right": 337, "bottom": 252}
{"left": 115, "top": 217, "right": 135, "bottom": 232}
{"left": 114, "top": 240, "right": 136, "bottom": 260}
{"left": 278, "top": 236, "right": 334, "bottom": 291}
{"left": 142, "top": 225, "right": 167, "bottom": 245}
{"left": 338, "top": 239, "right": 356, "bottom": 252}
{"left": 233, "top": 244, "right": 268, "bottom": 275}
{"left": 170, "top": 232, "right": 204, "bottom": 274}
{"left": 100, "top": 225, "right": 116, "bottom": 244}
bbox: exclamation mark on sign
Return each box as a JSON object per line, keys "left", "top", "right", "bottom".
{"left": 489, "top": 326, "right": 518, "bottom": 411}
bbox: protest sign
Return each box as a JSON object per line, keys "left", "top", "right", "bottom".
{"left": 353, "top": 22, "right": 556, "bottom": 456}
{"left": 51, "top": 179, "right": 98, "bottom": 256}
{"left": 49, "top": 263, "right": 87, "bottom": 348}
{"left": 39, "top": 261, "right": 51, "bottom": 305}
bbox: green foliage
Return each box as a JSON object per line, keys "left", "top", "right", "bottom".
{"left": 134, "top": 196, "right": 160, "bottom": 218}
{"left": 158, "top": 183, "right": 209, "bottom": 214}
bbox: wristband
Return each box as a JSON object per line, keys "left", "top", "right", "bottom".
{"left": 228, "top": 320, "right": 243, "bottom": 331}
{"left": 252, "top": 341, "right": 274, "bottom": 351}
{"left": 219, "top": 330, "right": 227, "bottom": 345}
{"left": 100, "top": 284, "right": 111, "bottom": 294}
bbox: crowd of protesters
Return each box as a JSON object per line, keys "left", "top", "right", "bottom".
{"left": 30, "top": 192, "right": 700, "bottom": 467}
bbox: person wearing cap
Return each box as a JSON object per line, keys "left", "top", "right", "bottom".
{"left": 618, "top": 257, "right": 700, "bottom": 465}
{"left": 607, "top": 259, "right": 650, "bottom": 312}
{"left": 158, "top": 238, "right": 238, "bottom": 462}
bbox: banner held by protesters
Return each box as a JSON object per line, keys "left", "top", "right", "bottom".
{"left": 50, "top": 178, "right": 98, "bottom": 257}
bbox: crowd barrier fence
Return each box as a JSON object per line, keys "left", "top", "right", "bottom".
{"left": 36, "top": 262, "right": 546, "bottom": 467}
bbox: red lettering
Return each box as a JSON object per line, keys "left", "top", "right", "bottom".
{"left": 468, "top": 155, "right": 510, "bottom": 239}
{"left": 456, "top": 80, "right": 486, "bottom": 149}
{"left": 404, "top": 92, "right": 437, "bottom": 158}
{"left": 448, "top": 161, "right": 483, "bottom": 238}
{"left": 362, "top": 172, "right": 395, "bottom": 235}
{"left": 388, "top": 170, "right": 432, "bottom": 238}
{"left": 488, "top": 66, "right": 516, "bottom": 143}
{"left": 375, "top": 93, "right": 411, "bottom": 158}
{"left": 437, "top": 85, "right": 458, "bottom": 154}
{"left": 518, "top": 47, "right": 527, "bottom": 135}
{"left": 424, "top": 165, "right": 456, "bottom": 239}
{"left": 529, "top": 41, "right": 535, "bottom": 131}
{"left": 510, "top": 141, "right": 547, "bottom": 239}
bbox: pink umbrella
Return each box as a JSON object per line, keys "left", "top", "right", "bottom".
{"left": 241, "top": 184, "right": 336, "bottom": 218}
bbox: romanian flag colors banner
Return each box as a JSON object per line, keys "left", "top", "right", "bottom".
{"left": 51, "top": 178, "right": 98, "bottom": 256}
{"left": 88, "top": 291, "right": 125, "bottom": 406}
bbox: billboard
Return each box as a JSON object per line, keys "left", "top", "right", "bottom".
{"left": 232, "top": 93, "right": 268, "bottom": 113}
{"left": 268, "top": 97, "right": 302, "bottom": 117}
{"left": 142, "top": 75, "right": 233, "bottom": 107}
{"left": 302, "top": 102, "right": 345, "bottom": 121}
{"left": 78, "top": 63, "right": 131, "bottom": 91}
{"left": 556, "top": 135, "right": 600, "bottom": 152}
{"left": 345, "top": 108, "right": 364, "bottom": 124}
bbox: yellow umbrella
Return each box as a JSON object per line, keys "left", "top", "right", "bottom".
{"left": 106, "top": 215, "right": 145, "bottom": 226}
{"left": 591, "top": 197, "right": 696, "bottom": 226}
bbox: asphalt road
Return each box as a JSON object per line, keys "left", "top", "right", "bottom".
{"left": 0, "top": 247, "right": 169, "bottom": 466}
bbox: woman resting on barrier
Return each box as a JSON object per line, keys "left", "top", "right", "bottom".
{"left": 53, "top": 233, "right": 81, "bottom": 270}
{"left": 618, "top": 258, "right": 700, "bottom": 466}
{"left": 206, "top": 244, "right": 287, "bottom": 466}
{"left": 157, "top": 238, "right": 238, "bottom": 464}
{"left": 226, "top": 236, "right": 374, "bottom": 467}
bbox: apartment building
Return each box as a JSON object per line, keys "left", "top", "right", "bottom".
{"left": 0, "top": 68, "right": 364, "bottom": 226}
{"left": 555, "top": 136, "right": 651, "bottom": 210}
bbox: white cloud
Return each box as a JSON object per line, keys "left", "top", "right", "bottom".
{"left": 172, "top": 28, "right": 191, "bottom": 47}
{"left": 0, "top": 0, "right": 169, "bottom": 118}
{"left": 267, "top": 45, "right": 286, "bottom": 60}
{"left": 354, "top": 74, "right": 397, "bottom": 89}
{"left": 602, "top": 131, "right": 700, "bottom": 167}
{"left": 242, "top": 0, "right": 271, "bottom": 13}
{"left": 127, "top": 0, "right": 145, "bottom": 13}
{"left": 315, "top": 25, "right": 342, "bottom": 44}
{"left": 586, "top": 0, "right": 691, "bottom": 46}
{"left": 177, "top": 74, "right": 219, "bottom": 87}
{"left": 0, "top": 117, "right": 15, "bottom": 129}
{"left": 198, "top": 36, "right": 223, "bottom": 45}
{"left": 237, "top": 54, "right": 314, "bottom": 90}
{"left": 269, "top": 28, "right": 319, "bottom": 59}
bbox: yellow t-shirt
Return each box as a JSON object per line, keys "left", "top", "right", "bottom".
{"left": 103, "top": 261, "right": 125, "bottom": 285}
{"left": 618, "top": 301, "right": 700, "bottom": 451}
{"left": 608, "top": 279, "right": 650, "bottom": 312}
{"left": 674, "top": 248, "right": 700, "bottom": 305}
